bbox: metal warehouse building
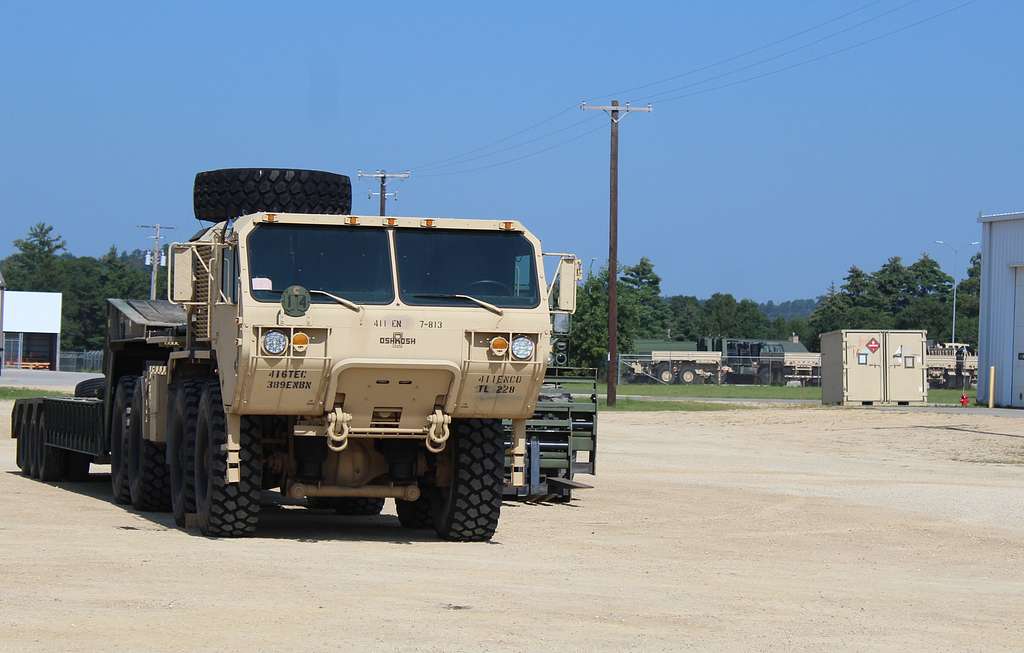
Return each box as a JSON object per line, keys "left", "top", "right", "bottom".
{"left": 1, "top": 290, "right": 63, "bottom": 371}
{"left": 977, "top": 211, "right": 1024, "bottom": 407}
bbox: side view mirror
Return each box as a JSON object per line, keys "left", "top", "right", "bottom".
{"left": 556, "top": 256, "right": 581, "bottom": 313}
{"left": 169, "top": 244, "right": 195, "bottom": 302}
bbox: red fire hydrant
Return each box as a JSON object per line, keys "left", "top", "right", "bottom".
{"left": 960, "top": 393, "right": 970, "bottom": 407}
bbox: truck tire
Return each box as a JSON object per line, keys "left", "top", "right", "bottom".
{"left": 63, "top": 451, "right": 92, "bottom": 481}
{"left": 36, "top": 413, "right": 66, "bottom": 482}
{"left": 167, "top": 380, "right": 202, "bottom": 527}
{"left": 655, "top": 363, "right": 674, "bottom": 384}
{"left": 396, "top": 495, "right": 433, "bottom": 529}
{"left": 309, "top": 497, "right": 386, "bottom": 516}
{"left": 126, "top": 378, "right": 171, "bottom": 511}
{"left": 194, "top": 381, "right": 262, "bottom": 537}
{"left": 678, "top": 366, "right": 699, "bottom": 385}
{"left": 16, "top": 409, "right": 29, "bottom": 475}
{"left": 193, "top": 168, "right": 352, "bottom": 222}
{"left": 431, "top": 419, "right": 505, "bottom": 542}
{"left": 74, "top": 377, "right": 106, "bottom": 399}
{"left": 110, "top": 376, "right": 138, "bottom": 503}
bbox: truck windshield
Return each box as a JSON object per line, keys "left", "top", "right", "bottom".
{"left": 395, "top": 229, "right": 540, "bottom": 308}
{"left": 247, "top": 224, "right": 394, "bottom": 304}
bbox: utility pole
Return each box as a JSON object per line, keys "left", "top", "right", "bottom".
{"left": 934, "top": 239, "right": 980, "bottom": 343}
{"left": 581, "top": 100, "right": 651, "bottom": 406}
{"left": 138, "top": 224, "right": 174, "bottom": 301}
{"left": 357, "top": 170, "right": 411, "bottom": 216}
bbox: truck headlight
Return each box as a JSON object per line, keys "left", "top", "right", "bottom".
{"left": 262, "top": 330, "right": 289, "bottom": 355}
{"left": 511, "top": 336, "right": 535, "bottom": 360}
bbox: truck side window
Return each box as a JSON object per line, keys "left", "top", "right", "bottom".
{"left": 220, "top": 247, "right": 237, "bottom": 304}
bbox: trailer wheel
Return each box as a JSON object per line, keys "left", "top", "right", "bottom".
{"left": 655, "top": 363, "right": 674, "bottom": 384}
{"left": 396, "top": 495, "right": 433, "bottom": 529}
{"left": 431, "top": 419, "right": 504, "bottom": 542}
{"left": 74, "top": 377, "right": 106, "bottom": 399}
{"left": 110, "top": 376, "right": 138, "bottom": 503}
{"left": 194, "top": 381, "right": 262, "bottom": 537}
{"left": 63, "top": 451, "right": 92, "bottom": 481}
{"left": 678, "top": 366, "right": 699, "bottom": 385}
{"left": 309, "top": 497, "right": 386, "bottom": 516}
{"left": 193, "top": 168, "right": 352, "bottom": 221}
{"left": 36, "top": 413, "right": 66, "bottom": 482}
{"left": 167, "top": 380, "right": 202, "bottom": 527}
{"left": 16, "top": 408, "right": 29, "bottom": 475}
{"left": 126, "top": 378, "right": 171, "bottom": 511}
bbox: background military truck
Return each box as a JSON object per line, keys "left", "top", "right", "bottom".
{"left": 10, "top": 167, "right": 594, "bottom": 541}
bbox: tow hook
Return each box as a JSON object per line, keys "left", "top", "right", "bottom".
{"left": 425, "top": 409, "right": 451, "bottom": 453}
{"left": 326, "top": 408, "right": 352, "bottom": 452}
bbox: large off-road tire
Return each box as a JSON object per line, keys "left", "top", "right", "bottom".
{"left": 16, "top": 409, "right": 29, "bottom": 475}
{"left": 27, "top": 412, "right": 41, "bottom": 479}
{"left": 431, "top": 419, "right": 505, "bottom": 542}
{"left": 193, "top": 168, "right": 352, "bottom": 222}
{"left": 194, "top": 381, "right": 262, "bottom": 537}
{"left": 63, "top": 451, "right": 92, "bottom": 481}
{"left": 655, "top": 363, "right": 674, "bottom": 384}
{"left": 167, "top": 380, "right": 202, "bottom": 527}
{"left": 36, "top": 413, "right": 66, "bottom": 482}
{"left": 396, "top": 495, "right": 433, "bottom": 529}
{"left": 126, "top": 378, "right": 171, "bottom": 511}
{"left": 309, "top": 497, "right": 386, "bottom": 516}
{"left": 678, "top": 366, "right": 699, "bottom": 385}
{"left": 74, "top": 377, "right": 106, "bottom": 399}
{"left": 109, "top": 376, "right": 138, "bottom": 503}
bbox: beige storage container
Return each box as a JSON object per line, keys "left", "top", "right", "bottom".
{"left": 821, "top": 330, "right": 927, "bottom": 406}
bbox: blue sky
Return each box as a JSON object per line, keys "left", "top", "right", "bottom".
{"left": 0, "top": 1, "right": 1017, "bottom": 300}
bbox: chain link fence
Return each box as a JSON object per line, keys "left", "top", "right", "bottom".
{"left": 59, "top": 350, "right": 104, "bottom": 373}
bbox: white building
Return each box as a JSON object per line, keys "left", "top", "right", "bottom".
{"left": 977, "top": 211, "right": 1024, "bottom": 407}
{"left": 1, "top": 290, "right": 63, "bottom": 370}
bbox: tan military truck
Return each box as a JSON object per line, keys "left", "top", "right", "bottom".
{"left": 10, "top": 168, "right": 585, "bottom": 541}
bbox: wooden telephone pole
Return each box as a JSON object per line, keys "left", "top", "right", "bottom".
{"left": 138, "top": 224, "right": 174, "bottom": 301}
{"left": 580, "top": 100, "right": 651, "bottom": 406}
{"left": 357, "top": 170, "right": 411, "bottom": 216}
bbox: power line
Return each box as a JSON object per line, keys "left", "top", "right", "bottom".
{"left": 651, "top": 0, "right": 977, "bottom": 105}
{"left": 637, "top": 0, "right": 923, "bottom": 104}
{"left": 601, "top": 0, "right": 885, "bottom": 99}
{"left": 414, "top": 115, "right": 601, "bottom": 172}
{"left": 409, "top": 105, "right": 576, "bottom": 171}
{"left": 357, "top": 170, "right": 411, "bottom": 216}
{"left": 417, "top": 123, "right": 607, "bottom": 177}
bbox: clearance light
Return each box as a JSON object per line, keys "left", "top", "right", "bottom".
{"left": 420, "top": 219, "right": 435, "bottom": 228}
{"left": 265, "top": 213, "right": 276, "bottom": 222}
{"left": 346, "top": 216, "right": 360, "bottom": 225}
{"left": 500, "top": 221, "right": 514, "bottom": 230}
{"left": 291, "top": 331, "right": 310, "bottom": 353}
{"left": 489, "top": 336, "right": 509, "bottom": 357}
{"left": 385, "top": 217, "right": 397, "bottom": 226}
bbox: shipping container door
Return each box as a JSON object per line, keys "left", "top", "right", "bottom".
{"left": 1012, "top": 268, "right": 1024, "bottom": 407}
{"left": 844, "top": 331, "right": 884, "bottom": 402}
{"left": 884, "top": 331, "right": 926, "bottom": 403}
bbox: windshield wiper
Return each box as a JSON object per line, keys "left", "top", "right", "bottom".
{"left": 411, "top": 293, "right": 504, "bottom": 316}
{"left": 308, "top": 289, "right": 363, "bottom": 314}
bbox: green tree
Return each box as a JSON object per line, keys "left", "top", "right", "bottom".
{"left": 666, "top": 295, "right": 705, "bottom": 340}
{"left": 568, "top": 266, "right": 643, "bottom": 370}
{"left": 620, "top": 257, "right": 670, "bottom": 338}
{"left": 0, "top": 222, "right": 66, "bottom": 291}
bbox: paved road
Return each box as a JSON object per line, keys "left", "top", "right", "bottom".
{"left": 0, "top": 368, "right": 100, "bottom": 391}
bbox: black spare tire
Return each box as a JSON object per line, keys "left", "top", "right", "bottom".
{"left": 193, "top": 168, "right": 352, "bottom": 221}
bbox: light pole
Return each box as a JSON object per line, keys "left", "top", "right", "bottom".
{"left": 934, "top": 240, "right": 980, "bottom": 343}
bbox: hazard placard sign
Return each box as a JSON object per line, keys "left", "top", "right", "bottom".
{"left": 865, "top": 338, "right": 880, "bottom": 353}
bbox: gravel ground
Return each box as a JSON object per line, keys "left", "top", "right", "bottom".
{"left": 1, "top": 400, "right": 1022, "bottom": 652}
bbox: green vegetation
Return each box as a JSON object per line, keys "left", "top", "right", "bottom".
{"left": 579, "top": 383, "right": 978, "bottom": 406}
{"left": 1, "top": 223, "right": 164, "bottom": 351}
{"left": 569, "top": 255, "right": 980, "bottom": 368}
{"left": 0, "top": 387, "right": 71, "bottom": 400}
{"left": 599, "top": 398, "right": 745, "bottom": 412}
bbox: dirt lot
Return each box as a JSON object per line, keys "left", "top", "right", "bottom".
{"left": 2, "top": 401, "right": 1022, "bottom": 652}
